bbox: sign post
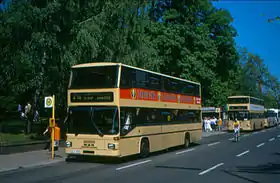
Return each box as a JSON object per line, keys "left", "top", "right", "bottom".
{"left": 44, "top": 95, "right": 55, "bottom": 160}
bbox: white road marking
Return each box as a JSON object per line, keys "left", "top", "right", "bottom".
{"left": 229, "top": 138, "right": 234, "bottom": 141}
{"left": 198, "top": 163, "right": 224, "bottom": 175}
{"left": 277, "top": 135, "right": 280, "bottom": 138}
{"left": 253, "top": 131, "right": 259, "bottom": 134}
{"left": 243, "top": 134, "right": 249, "bottom": 137}
{"left": 208, "top": 142, "right": 220, "bottom": 147}
{"left": 236, "top": 150, "right": 250, "bottom": 157}
{"left": 257, "top": 143, "right": 265, "bottom": 148}
{"left": 269, "top": 138, "right": 275, "bottom": 142}
{"left": 176, "top": 148, "right": 196, "bottom": 155}
{"left": 116, "top": 160, "right": 152, "bottom": 170}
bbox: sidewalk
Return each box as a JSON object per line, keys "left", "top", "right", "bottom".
{"left": 0, "top": 148, "right": 66, "bottom": 173}
{"left": 202, "top": 131, "right": 226, "bottom": 137}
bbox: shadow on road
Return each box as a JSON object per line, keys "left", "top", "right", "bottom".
{"left": 65, "top": 143, "right": 200, "bottom": 165}
{"left": 222, "top": 170, "right": 259, "bottom": 183}
{"left": 235, "top": 162, "right": 280, "bottom": 175}
{"left": 221, "top": 158, "right": 280, "bottom": 183}
{"left": 155, "top": 165, "right": 202, "bottom": 171}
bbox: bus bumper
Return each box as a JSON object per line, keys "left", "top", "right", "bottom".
{"left": 65, "top": 148, "right": 121, "bottom": 157}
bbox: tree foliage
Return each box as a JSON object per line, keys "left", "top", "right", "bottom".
{"left": 0, "top": 0, "right": 279, "bottom": 122}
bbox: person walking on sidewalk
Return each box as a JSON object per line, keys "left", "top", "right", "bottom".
{"left": 218, "top": 118, "right": 223, "bottom": 131}
{"left": 43, "top": 123, "right": 61, "bottom": 154}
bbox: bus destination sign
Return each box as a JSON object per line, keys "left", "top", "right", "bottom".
{"left": 70, "top": 92, "right": 114, "bottom": 103}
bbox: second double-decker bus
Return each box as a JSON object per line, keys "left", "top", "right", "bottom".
{"left": 227, "top": 96, "right": 265, "bottom": 131}
{"left": 264, "top": 108, "right": 279, "bottom": 128}
{"left": 65, "top": 62, "right": 202, "bottom": 159}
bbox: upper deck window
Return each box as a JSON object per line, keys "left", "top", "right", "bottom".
{"left": 69, "top": 66, "right": 119, "bottom": 89}
{"left": 250, "top": 98, "right": 264, "bottom": 106}
{"left": 228, "top": 98, "right": 249, "bottom": 104}
{"left": 120, "top": 66, "right": 200, "bottom": 96}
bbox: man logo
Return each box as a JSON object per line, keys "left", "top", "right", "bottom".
{"left": 131, "top": 89, "right": 136, "bottom": 99}
{"left": 158, "top": 91, "right": 161, "bottom": 101}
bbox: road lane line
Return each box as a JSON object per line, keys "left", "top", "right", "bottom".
{"left": 116, "top": 160, "right": 152, "bottom": 170}
{"left": 269, "top": 138, "right": 275, "bottom": 142}
{"left": 253, "top": 131, "right": 259, "bottom": 134}
{"left": 176, "top": 148, "right": 196, "bottom": 155}
{"left": 229, "top": 138, "right": 234, "bottom": 141}
{"left": 256, "top": 143, "right": 265, "bottom": 148}
{"left": 198, "top": 163, "right": 224, "bottom": 175}
{"left": 277, "top": 135, "right": 280, "bottom": 138}
{"left": 243, "top": 134, "right": 249, "bottom": 137}
{"left": 208, "top": 142, "right": 220, "bottom": 147}
{"left": 236, "top": 150, "right": 250, "bottom": 157}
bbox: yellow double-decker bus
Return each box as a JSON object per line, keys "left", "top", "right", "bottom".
{"left": 65, "top": 62, "right": 202, "bottom": 159}
{"left": 264, "top": 108, "right": 279, "bottom": 128}
{"left": 227, "top": 96, "right": 265, "bottom": 131}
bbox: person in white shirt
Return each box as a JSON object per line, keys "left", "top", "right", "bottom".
{"left": 206, "top": 117, "right": 212, "bottom": 132}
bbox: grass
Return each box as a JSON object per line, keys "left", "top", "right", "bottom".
{"left": 0, "top": 118, "right": 50, "bottom": 145}
{"left": 0, "top": 133, "right": 36, "bottom": 145}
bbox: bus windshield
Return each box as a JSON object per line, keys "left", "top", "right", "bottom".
{"left": 228, "top": 111, "right": 249, "bottom": 121}
{"left": 68, "top": 107, "right": 119, "bottom": 135}
{"left": 69, "top": 66, "right": 119, "bottom": 89}
{"left": 228, "top": 98, "right": 249, "bottom": 104}
{"left": 267, "top": 111, "right": 277, "bottom": 118}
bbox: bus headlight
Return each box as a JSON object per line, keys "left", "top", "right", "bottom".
{"left": 66, "top": 141, "right": 72, "bottom": 147}
{"left": 108, "top": 143, "right": 115, "bottom": 149}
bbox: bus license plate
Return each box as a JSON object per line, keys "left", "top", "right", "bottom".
{"left": 71, "top": 149, "right": 81, "bottom": 154}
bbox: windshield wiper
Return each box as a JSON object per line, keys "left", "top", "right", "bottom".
{"left": 90, "top": 108, "right": 104, "bottom": 137}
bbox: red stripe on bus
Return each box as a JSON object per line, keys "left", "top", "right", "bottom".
{"left": 120, "top": 88, "right": 201, "bottom": 104}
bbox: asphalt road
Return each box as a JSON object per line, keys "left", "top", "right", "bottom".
{"left": 1, "top": 128, "right": 280, "bottom": 183}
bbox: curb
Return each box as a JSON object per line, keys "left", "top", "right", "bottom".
{"left": 202, "top": 132, "right": 226, "bottom": 137}
{"left": 0, "top": 158, "right": 65, "bottom": 174}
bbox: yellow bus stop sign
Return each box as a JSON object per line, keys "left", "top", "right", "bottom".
{"left": 44, "top": 96, "right": 53, "bottom": 108}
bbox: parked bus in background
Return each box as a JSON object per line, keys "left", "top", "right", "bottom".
{"left": 264, "top": 108, "right": 279, "bottom": 128}
{"left": 227, "top": 96, "right": 265, "bottom": 131}
{"left": 65, "top": 62, "right": 202, "bottom": 159}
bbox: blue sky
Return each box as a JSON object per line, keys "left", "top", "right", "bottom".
{"left": 214, "top": 1, "right": 280, "bottom": 79}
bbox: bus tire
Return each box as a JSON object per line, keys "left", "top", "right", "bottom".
{"left": 140, "top": 139, "right": 150, "bottom": 158}
{"left": 184, "top": 134, "right": 190, "bottom": 148}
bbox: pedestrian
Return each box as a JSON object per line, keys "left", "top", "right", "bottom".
{"left": 18, "top": 104, "right": 22, "bottom": 119}
{"left": 43, "top": 123, "right": 61, "bottom": 155}
{"left": 33, "top": 110, "right": 40, "bottom": 123}
{"left": 24, "top": 102, "right": 32, "bottom": 133}
{"left": 210, "top": 117, "right": 216, "bottom": 131}
{"left": 218, "top": 118, "right": 223, "bottom": 131}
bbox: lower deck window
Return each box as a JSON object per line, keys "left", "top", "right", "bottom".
{"left": 120, "top": 107, "right": 201, "bottom": 135}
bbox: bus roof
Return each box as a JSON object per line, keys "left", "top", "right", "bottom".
{"left": 228, "top": 96, "right": 264, "bottom": 101}
{"left": 72, "top": 62, "right": 201, "bottom": 85}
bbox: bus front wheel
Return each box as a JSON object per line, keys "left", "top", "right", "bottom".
{"left": 140, "top": 139, "right": 150, "bottom": 158}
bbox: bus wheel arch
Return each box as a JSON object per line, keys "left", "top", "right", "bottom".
{"left": 184, "top": 132, "right": 191, "bottom": 148}
{"left": 139, "top": 137, "right": 150, "bottom": 158}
